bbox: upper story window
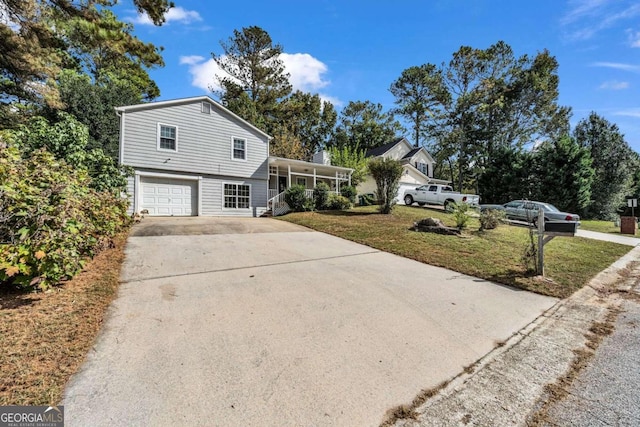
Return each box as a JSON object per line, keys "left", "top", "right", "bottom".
{"left": 201, "top": 102, "right": 211, "bottom": 114}
{"left": 158, "top": 124, "right": 177, "bottom": 151}
{"left": 416, "top": 162, "right": 428, "bottom": 175}
{"left": 232, "top": 137, "right": 247, "bottom": 161}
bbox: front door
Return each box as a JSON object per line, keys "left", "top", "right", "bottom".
{"left": 278, "top": 176, "right": 287, "bottom": 193}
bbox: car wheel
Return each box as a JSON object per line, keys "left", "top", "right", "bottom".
{"left": 418, "top": 202, "right": 426, "bottom": 206}
{"left": 404, "top": 195, "right": 414, "bottom": 206}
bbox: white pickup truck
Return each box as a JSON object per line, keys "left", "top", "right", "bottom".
{"left": 403, "top": 184, "right": 480, "bottom": 210}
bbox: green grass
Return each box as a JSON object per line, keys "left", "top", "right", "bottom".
{"left": 579, "top": 219, "right": 622, "bottom": 234}
{"left": 279, "top": 205, "right": 630, "bottom": 298}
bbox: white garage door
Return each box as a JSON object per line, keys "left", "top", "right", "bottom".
{"left": 397, "top": 183, "right": 420, "bottom": 204}
{"left": 141, "top": 177, "right": 197, "bottom": 216}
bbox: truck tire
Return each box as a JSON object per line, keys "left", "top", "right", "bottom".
{"left": 404, "top": 195, "right": 414, "bottom": 206}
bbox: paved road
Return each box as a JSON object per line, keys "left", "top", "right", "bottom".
{"left": 63, "top": 217, "right": 557, "bottom": 427}
{"left": 544, "top": 282, "right": 640, "bottom": 426}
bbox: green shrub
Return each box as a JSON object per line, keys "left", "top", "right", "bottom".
{"left": 284, "top": 185, "right": 309, "bottom": 212}
{"left": 368, "top": 157, "right": 402, "bottom": 214}
{"left": 327, "top": 193, "right": 352, "bottom": 210}
{"left": 0, "top": 146, "right": 130, "bottom": 291}
{"left": 313, "top": 182, "right": 330, "bottom": 210}
{"left": 479, "top": 209, "right": 505, "bottom": 231}
{"left": 340, "top": 185, "right": 357, "bottom": 203}
{"left": 451, "top": 202, "right": 471, "bottom": 229}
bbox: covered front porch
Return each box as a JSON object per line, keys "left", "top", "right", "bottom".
{"left": 267, "top": 156, "right": 353, "bottom": 215}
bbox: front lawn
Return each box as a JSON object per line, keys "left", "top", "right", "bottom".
{"left": 279, "top": 206, "right": 630, "bottom": 298}
{"left": 580, "top": 219, "right": 623, "bottom": 234}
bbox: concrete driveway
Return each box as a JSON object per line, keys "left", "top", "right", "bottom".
{"left": 63, "top": 217, "right": 557, "bottom": 426}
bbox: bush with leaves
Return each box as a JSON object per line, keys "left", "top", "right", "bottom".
{"left": 479, "top": 209, "right": 505, "bottom": 230}
{"left": 340, "top": 185, "right": 357, "bottom": 203}
{"left": 326, "top": 193, "right": 352, "bottom": 210}
{"left": 284, "top": 185, "right": 311, "bottom": 212}
{"left": 368, "top": 157, "right": 402, "bottom": 214}
{"left": 12, "top": 112, "right": 128, "bottom": 193}
{"left": 0, "top": 146, "right": 130, "bottom": 290}
{"left": 451, "top": 202, "right": 471, "bottom": 229}
{"left": 313, "top": 182, "right": 330, "bottom": 210}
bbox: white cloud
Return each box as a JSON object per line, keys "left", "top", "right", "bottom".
{"left": 561, "top": 1, "right": 640, "bottom": 41}
{"left": 280, "top": 53, "right": 329, "bottom": 92}
{"left": 179, "top": 56, "right": 225, "bottom": 92}
{"left": 614, "top": 108, "right": 640, "bottom": 118}
{"left": 627, "top": 29, "right": 640, "bottom": 47}
{"left": 180, "top": 52, "right": 340, "bottom": 104}
{"left": 592, "top": 62, "right": 640, "bottom": 72}
{"left": 599, "top": 80, "right": 630, "bottom": 90}
{"left": 132, "top": 6, "right": 202, "bottom": 26}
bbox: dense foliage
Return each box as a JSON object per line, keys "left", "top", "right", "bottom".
{"left": 368, "top": 158, "right": 403, "bottom": 214}
{"left": 0, "top": 145, "right": 130, "bottom": 290}
{"left": 284, "top": 185, "right": 312, "bottom": 212}
{"left": 327, "top": 146, "right": 368, "bottom": 186}
{"left": 313, "top": 182, "right": 330, "bottom": 211}
{"left": 574, "top": 112, "right": 635, "bottom": 220}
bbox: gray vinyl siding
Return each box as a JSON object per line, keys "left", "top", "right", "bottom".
{"left": 201, "top": 176, "right": 267, "bottom": 217}
{"left": 130, "top": 168, "right": 267, "bottom": 217}
{"left": 121, "top": 100, "right": 269, "bottom": 181}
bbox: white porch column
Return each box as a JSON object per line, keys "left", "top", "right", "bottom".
{"left": 287, "top": 164, "right": 291, "bottom": 188}
{"left": 313, "top": 168, "right": 316, "bottom": 187}
{"left": 348, "top": 172, "right": 351, "bottom": 186}
{"left": 335, "top": 171, "right": 339, "bottom": 192}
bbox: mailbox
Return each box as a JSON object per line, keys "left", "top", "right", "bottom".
{"left": 544, "top": 221, "right": 578, "bottom": 235}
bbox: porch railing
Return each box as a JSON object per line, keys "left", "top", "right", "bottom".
{"left": 268, "top": 191, "right": 291, "bottom": 217}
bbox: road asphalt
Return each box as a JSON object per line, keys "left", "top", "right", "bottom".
{"left": 62, "top": 217, "right": 557, "bottom": 427}
{"left": 543, "top": 281, "right": 640, "bottom": 426}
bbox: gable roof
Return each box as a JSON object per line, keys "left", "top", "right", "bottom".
{"left": 403, "top": 147, "right": 421, "bottom": 159}
{"left": 115, "top": 95, "right": 272, "bottom": 140}
{"left": 365, "top": 137, "right": 406, "bottom": 158}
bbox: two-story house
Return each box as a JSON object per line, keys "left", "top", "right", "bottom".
{"left": 117, "top": 96, "right": 353, "bottom": 217}
{"left": 358, "top": 137, "right": 450, "bottom": 203}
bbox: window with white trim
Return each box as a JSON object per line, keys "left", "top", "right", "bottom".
{"left": 158, "top": 124, "right": 177, "bottom": 151}
{"left": 296, "top": 177, "right": 306, "bottom": 186}
{"left": 416, "top": 162, "right": 428, "bottom": 175}
{"left": 202, "top": 102, "right": 211, "bottom": 114}
{"left": 224, "top": 183, "right": 250, "bottom": 209}
{"left": 232, "top": 137, "right": 246, "bottom": 160}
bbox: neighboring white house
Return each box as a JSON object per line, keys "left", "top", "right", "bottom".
{"left": 358, "top": 137, "right": 450, "bottom": 203}
{"left": 116, "top": 96, "right": 352, "bottom": 217}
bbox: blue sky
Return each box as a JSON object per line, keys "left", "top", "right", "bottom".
{"left": 115, "top": 0, "right": 640, "bottom": 153}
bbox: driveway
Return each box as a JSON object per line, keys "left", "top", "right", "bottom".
{"left": 63, "top": 217, "right": 557, "bottom": 426}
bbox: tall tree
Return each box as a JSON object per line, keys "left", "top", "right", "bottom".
{"left": 54, "top": 70, "right": 144, "bottom": 161}
{"left": 531, "top": 136, "right": 593, "bottom": 214}
{"left": 389, "top": 64, "right": 448, "bottom": 148}
{"left": 573, "top": 112, "right": 634, "bottom": 220}
{"left": 277, "top": 91, "right": 336, "bottom": 160}
{"left": 477, "top": 146, "right": 533, "bottom": 204}
{"left": 212, "top": 26, "right": 292, "bottom": 134}
{"left": 394, "top": 41, "right": 570, "bottom": 192}
{"left": 0, "top": 0, "right": 171, "bottom": 126}
{"left": 331, "top": 100, "right": 404, "bottom": 151}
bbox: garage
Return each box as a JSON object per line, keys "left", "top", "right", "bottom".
{"left": 140, "top": 176, "right": 198, "bottom": 216}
